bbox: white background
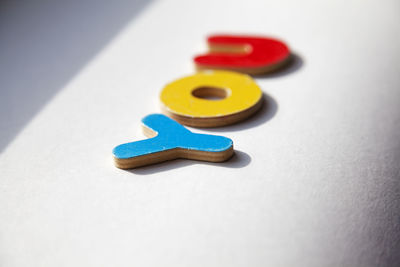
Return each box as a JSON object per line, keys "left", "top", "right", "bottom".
{"left": 1, "top": 0, "right": 399, "bottom": 266}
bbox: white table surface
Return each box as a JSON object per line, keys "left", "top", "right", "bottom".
{"left": 1, "top": 0, "right": 399, "bottom": 266}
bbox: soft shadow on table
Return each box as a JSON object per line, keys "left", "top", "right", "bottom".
{"left": 0, "top": 0, "right": 153, "bottom": 152}
{"left": 127, "top": 150, "right": 251, "bottom": 175}
{"left": 254, "top": 53, "right": 304, "bottom": 79}
{"left": 205, "top": 93, "right": 277, "bottom": 133}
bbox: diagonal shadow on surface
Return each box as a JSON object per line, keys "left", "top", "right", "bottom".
{"left": 0, "top": 0, "right": 154, "bottom": 152}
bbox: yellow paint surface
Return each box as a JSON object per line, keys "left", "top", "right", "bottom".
{"left": 160, "top": 71, "right": 262, "bottom": 118}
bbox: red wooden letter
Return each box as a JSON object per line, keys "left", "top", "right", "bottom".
{"left": 194, "top": 35, "right": 290, "bottom": 75}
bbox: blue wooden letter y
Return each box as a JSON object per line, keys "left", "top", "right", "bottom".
{"left": 113, "top": 114, "right": 233, "bottom": 169}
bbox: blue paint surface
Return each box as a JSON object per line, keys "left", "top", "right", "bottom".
{"left": 113, "top": 114, "right": 233, "bottom": 159}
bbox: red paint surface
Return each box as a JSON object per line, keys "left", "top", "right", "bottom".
{"left": 194, "top": 35, "right": 290, "bottom": 68}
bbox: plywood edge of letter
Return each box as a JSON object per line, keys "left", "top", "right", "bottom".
{"left": 113, "top": 146, "right": 234, "bottom": 169}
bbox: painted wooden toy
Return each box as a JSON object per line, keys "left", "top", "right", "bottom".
{"left": 113, "top": 114, "right": 233, "bottom": 169}
{"left": 160, "top": 70, "right": 263, "bottom": 127}
{"left": 112, "top": 34, "right": 289, "bottom": 169}
{"left": 194, "top": 34, "right": 291, "bottom": 75}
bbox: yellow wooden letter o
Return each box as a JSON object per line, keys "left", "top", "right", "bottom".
{"left": 160, "top": 70, "right": 263, "bottom": 127}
